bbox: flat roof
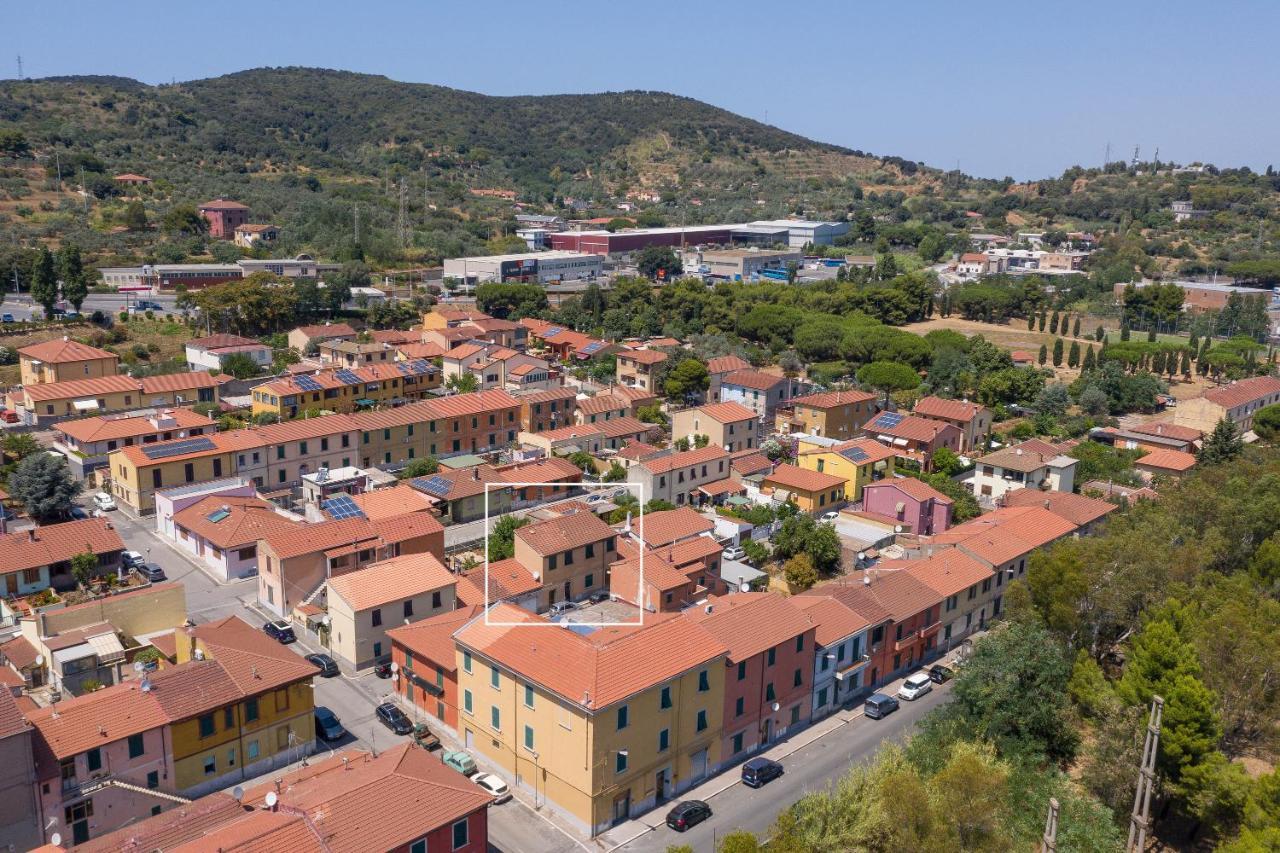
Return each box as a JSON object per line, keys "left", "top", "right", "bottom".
{"left": 446, "top": 251, "right": 602, "bottom": 263}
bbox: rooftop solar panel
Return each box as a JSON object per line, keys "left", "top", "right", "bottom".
{"left": 410, "top": 475, "right": 453, "bottom": 498}
{"left": 334, "top": 370, "right": 361, "bottom": 385}
{"left": 206, "top": 508, "right": 231, "bottom": 523}
{"left": 322, "top": 494, "right": 366, "bottom": 520}
{"left": 141, "top": 436, "right": 217, "bottom": 460}
{"left": 407, "top": 359, "right": 432, "bottom": 374}
{"left": 294, "top": 375, "right": 322, "bottom": 392}
{"left": 580, "top": 341, "right": 606, "bottom": 355}
{"left": 542, "top": 327, "right": 565, "bottom": 339}
{"left": 875, "top": 412, "right": 904, "bottom": 428}
{"left": 396, "top": 362, "right": 413, "bottom": 375}
{"left": 841, "top": 446, "right": 869, "bottom": 463}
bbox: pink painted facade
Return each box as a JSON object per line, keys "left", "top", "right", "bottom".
{"left": 861, "top": 481, "right": 953, "bottom": 535}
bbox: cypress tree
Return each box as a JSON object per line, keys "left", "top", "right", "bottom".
{"left": 1095, "top": 325, "right": 1105, "bottom": 342}
{"left": 1120, "top": 321, "right": 1131, "bottom": 341}
{"left": 1027, "top": 314, "right": 1036, "bottom": 331}
{"left": 1038, "top": 310, "right": 1047, "bottom": 332}
{"left": 1038, "top": 343, "right": 1048, "bottom": 366}
{"left": 1068, "top": 340, "right": 1081, "bottom": 368}
{"left": 1189, "top": 331, "right": 1199, "bottom": 352}
{"left": 1052, "top": 337, "right": 1064, "bottom": 367}
{"left": 1147, "top": 327, "right": 1157, "bottom": 343}
{"left": 1181, "top": 350, "right": 1192, "bottom": 378}
{"left": 1083, "top": 345, "right": 1096, "bottom": 371}
{"left": 31, "top": 247, "right": 57, "bottom": 318}
{"left": 1072, "top": 316, "right": 1081, "bottom": 337}
{"left": 1050, "top": 311, "right": 1060, "bottom": 335}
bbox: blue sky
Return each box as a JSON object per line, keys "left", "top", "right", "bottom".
{"left": 7, "top": 1, "right": 1277, "bottom": 179}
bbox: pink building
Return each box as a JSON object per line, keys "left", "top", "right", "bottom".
{"left": 861, "top": 478, "right": 954, "bottom": 535}
{"left": 684, "top": 593, "right": 815, "bottom": 765}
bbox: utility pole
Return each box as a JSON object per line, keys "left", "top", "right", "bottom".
{"left": 1040, "top": 797, "right": 1059, "bottom": 853}
{"left": 1127, "top": 696, "right": 1164, "bottom": 853}
{"left": 1104, "top": 141, "right": 1111, "bottom": 169}
{"left": 397, "top": 177, "right": 408, "bottom": 246}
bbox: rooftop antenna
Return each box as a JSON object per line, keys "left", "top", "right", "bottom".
{"left": 1126, "top": 695, "right": 1164, "bottom": 852}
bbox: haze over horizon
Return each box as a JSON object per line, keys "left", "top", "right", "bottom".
{"left": 6, "top": 0, "right": 1278, "bottom": 180}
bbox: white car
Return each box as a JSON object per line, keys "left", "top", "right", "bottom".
{"left": 121, "top": 550, "right": 145, "bottom": 569}
{"left": 897, "top": 672, "right": 934, "bottom": 701}
{"left": 92, "top": 492, "right": 117, "bottom": 511}
{"left": 723, "top": 546, "right": 746, "bottom": 561}
{"left": 473, "top": 773, "right": 511, "bottom": 803}
{"left": 820, "top": 511, "right": 840, "bottom": 522}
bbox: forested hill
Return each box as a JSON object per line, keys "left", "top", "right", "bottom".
{"left": 0, "top": 67, "right": 897, "bottom": 195}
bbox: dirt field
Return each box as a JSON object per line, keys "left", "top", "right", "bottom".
{"left": 0, "top": 317, "right": 190, "bottom": 387}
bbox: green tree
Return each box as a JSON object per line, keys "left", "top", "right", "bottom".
{"left": 8, "top": 452, "right": 82, "bottom": 522}
{"left": 3, "top": 432, "right": 40, "bottom": 461}
{"left": 1072, "top": 316, "right": 1081, "bottom": 337}
{"left": 124, "top": 200, "right": 148, "bottom": 231}
{"left": 929, "top": 447, "right": 964, "bottom": 476}
{"left": 1199, "top": 417, "right": 1243, "bottom": 464}
{"left": 783, "top": 553, "right": 818, "bottom": 591}
{"left": 1052, "top": 337, "right": 1064, "bottom": 367}
{"left": 1251, "top": 404, "right": 1280, "bottom": 442}
{"left": 1050, "top": 311, "right": 1060, "bottom": 335}
{"left": 57, "top": 244, "right": 89, "bottom": 312}
{"left": 219, "top": 352, "right": 262, "bottom": 379}
{"left": 161, "top": 204, "right": 207, "bottom": 236}
{"left": 1082, "top": 345, "right": 1096, "bottom": 371}
{"left": 446, "top": 372, "right": 480, "bottom": 394}
{"left": 486, "top": 515, "right": 529, "bottom": 561}
{"left": 1067, "top": 649, "right": 1115, "bottom": 718}
{"left": 31, "top": 247, "right": 58, "bottom": 317}
{"left": 1038, "top": 343, "right": 1047, "bottom": 366}
{"left": 663, "top": 357, "right": 709, "bottom": 402}
{"left": 717, "top": 831, "right": 761, "bottom": 853}
{"left": 856, "top": 360, "right": 919, "bottom": 406}
{"left": 71, "top": 551, "right": 98, "bottom": 587}
{"left": 398, "top": 457, "right": 439, "bottom": 479}
{"left": 635, "top": 246, "right": 682, "bottom": 281}
{"left": 1067, "top": 340, "right": 1081, "bottom": 368}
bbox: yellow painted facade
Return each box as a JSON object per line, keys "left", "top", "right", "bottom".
{"left": 20, "top": 353, "right": 119, "bottom": 386}
{"left": 110, "top": 448, "right": 238, "bottom": 513}
{"left": 250, "top": 371, "right": 439, "bottom": 420}
{"left": 795, "top": 448, "right": 895, "bottom": 502}
{"left": 454, "top": 647, "right": 726, "bottom": 836}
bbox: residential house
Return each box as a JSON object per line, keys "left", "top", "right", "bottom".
{"left": 575, "top": 393, "right": 630, "bottom": 426}
{"left": 1134, "top": 449, "right": 1198, "bottom": 480}
{"left": 518, "top": 387, "right": 578, "bottom": 433}
{"left": 683, "top": 593, "right": 815, "bottom": 764}
{"left": 793, "top": 596, "right": 873, "bottom": 719}
{"left": 760, "top": 463, "right": 847, "bottom": 515}
{"left": 1003, "top": 488, "right": 1117, "bottom": 536}
{"left": 1173, "top": 376, "right": 1280, "bottom": 433}
{"left": 881, "top": 549, "right": 994, "bottom": 650}
{"left": 18, "top": 338, "right": 119, "bottom": 386}
{"left": 911, "top": 396, "right": 993, "bottom": 452}
{"left": 286, "top": 322, "right": 357, "bottom": 353}
{"left": 0, "top": 518, "right": 124, "bottom": 596}
{"left": 1096, "top": 421, "right": 1201, "bottom": 453}
{"left": 316, "top": 339, "right": 396, "bottom": 367}
{"left": 671, "top": 402, "right": 759, "bottom": 453}
{"left": 184, "top": 334, "right": 273, "bottom": 373}
{"left": 77, "top": 745, "right": 493, "bottom": 853}
{"left": 969, "top": 439, "right": 1077, "bottom": 502}
{"left": 232, "top": 222, "right": 278, "bottom": 248}
{"left": 609, "top": 551, "right": 699, "bottom": 613}
{"left": 718, "top": 370, "right": 788, "bottom": 420}
{"left": 197, "top": 199, "right": 250, "bottom": 239}
{"left": 387, "top": 605, "right": 483, "bottom": 729}
{"left": 453, "top": 603, "right": 728, "bottom": 836}
{"left": 514, "top": 510, "right": 617, "bottom": 610}
{"left": 169, "top": 495, "right": 304, "bottom": 582}
{"left": 776, "top": 390, "right": 878, "bottom": 440}
{"left": 706, "top": 355, "right": 752, "bottom": 403}
{"left": 0, "top": 692, "right": 38, "bottom": 850}
{"left": 250, "top": 361, "right": 441, "bottom": 419}
{"left": 325, "top": 552, "right": 456, "bottom": 671}
{"left": 628, "top": 446, "right": 731, "bottom": 506}
{"left": 20, "top": 371, "right": 220, "bottom": 425}
{"left": 794, "top": 437, "right": 896, "bottom": 502}
{"left": 52, "top": 407, "right": 217, "bottom": 478}
{"left": 861, "top": 478, "right": 953, "bottom": 535}
{"left": 862, "top": 411, "right": 962, "bottom": 470}
{"left": 615, "top": 349, "right": 668, "bottom": 393}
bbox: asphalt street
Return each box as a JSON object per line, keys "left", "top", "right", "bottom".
{"left": 1, "top": 292, "right": 178, "bottom": 321}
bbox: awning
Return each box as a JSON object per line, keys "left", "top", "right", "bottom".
{"left": 87, "top": 631, "right": 126, "bottom": 664}
{"left": 355, "top": 398, "right": 376, "bottom": 406}
{"left": 73, "top": 399, "right": 99, "bottom": 411}
{"left": 51, "top": 644, "right": 95, "bottom": 668}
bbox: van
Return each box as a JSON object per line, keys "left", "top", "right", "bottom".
{"left": 863, "top": 693, "right": 900, "bottom": 720}
{"left": 897, "top": 672, "right": 933, "bottom": 701}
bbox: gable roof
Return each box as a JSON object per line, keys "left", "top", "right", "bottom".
{"left": 1135, "top": 449, "right": 1198, "bottom": 472}
{"left": 294, "top": 322, "right": 357, "bottom": 339}
{"left": 864, "top": 476, "right": 953, "bottom": 504}
{"left": 386, "top": 605, "right": 482, "bottom": 667}
{"left": 763, "top": 462, "right": 846, "bottom": 493}
{"left": 721, "top": 369, "right": 784, "bottom": 392}
{"left": 54, "top": 407, "right": 216, "bottom": 444}
{"left": 802, "top": 570, "right": 939, "bottom": 622}
{"left": 199, "top": 198, "right": 249, "bottom": 210}
{"left": 683, "top": 593, "right": 813, "bottom": 663}
{"left": 631, "top": 507, "right": 715, "bottom": 548}
{"left": 327, "top": 552, "right": 455, "bottom": 611}
{"left": 140, "top": 371, "right": 220, "bottom": 394}
{"left": 865, "top": 412, "right": 958, "bottom": 443}
{"left": 618, "top": 348, "right": 668, "bottom": 365}
{"left": 884, "top": 549, "right": 992, "bottom": 599}
{"left": 576, "top": 394, "right": 629, "bottom": 416}
{"left": 27, "top": 679, "right": 167, "bottom": 764}
{"left": 263, "top": 512, "right": 443, "bottom": 561}
{"left": 913, "top": 395, "right": 987, "bottom": 422}
{"left": 1128, "top": 421, "right": 1203, "bottom": 443}
{"left": 640, "top": 445, "right": 729, "bottom": 475}
{"left": 23, "top": 373, "right": 140, "bottom": 403}
{"left": 931, "top": 505, "right": 1077, "bottom": 564}
{"left": 788, "top": 389, "right": 877, "bottom": 410}
{"left": 1202, "top": 376, "right": 1280, "bottom": 409}
{"left": 515, "top": 510, "right": 614, "bottom": 556}
{"left": 793, "top": 596, "right": 871, "bottom": 646}
{"left": 0, "top": 518, "right": 124, "bottom": 575}
{"left": 975, "top": 440, "right": 1075, "bottom": 473}
{"left": 172, "top": 495, "right": 303, "bottom": 549}
{"left": 18, "top": 338, "right": 116, "bottom": 364}
{"left": 1002, "top": 489, "right": 1117, "bottom": 527}
{"left": 687, "top": 401, "right": 757, "bottom": 424}
{"left": 707, "top": 355, "right": 751, "bottom": 375}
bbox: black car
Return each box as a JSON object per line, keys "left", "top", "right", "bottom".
{"left": 67, "top": 506, "right": 89, "bottom": 521}
{"left": 314, "top": 706, "right": 345, "bottom": 741}
{"left": 305, "top": 653, "right": 339, "bottom": 677}
{"left": 588, "top": 590, "right": 611, "bottom": 604}
{"left": 373, "top": 661, "right": 393, "bottom": 679}
{"left": 666, "top": 800, "right": 712, "bottom": 832}
{"left": 928, "top": 663, "right": 955, "bottom": 684}
{"left": 262, "top": 620, "right": 296, "bottom": 644}
{"left": 376, "top": 702, "right": 413, "bottom": 735}
{"left": 140, "top": 564, "right": 167, "bottom": 583}
{"left": 864, "top": 693, "right": 900, "bottom": 720}
{"left": 741, "top": 757, "right": 784, "bottom": 788}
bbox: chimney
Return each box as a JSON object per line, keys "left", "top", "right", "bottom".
{"left": 26, "top": 529, "right": 36, "bottom": 542}
{"left": 704, "top": 604, "right": 713, "bottom": 614}
{"left": 472, "top": 468, "right": 480, "bottom": 481}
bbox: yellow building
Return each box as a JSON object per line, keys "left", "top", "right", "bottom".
{"left": 760, "top": 463, "right": 848, "bottom": 515}
{"left": 794, "top": 437, "right": 897, "bottom": 502}
{"left": 513, "top": 510, "right": 617, "bottom": 610}
{"left": 18, "top": 338, "right": 119, "bottom": 386}
{"left": 110, "top": 431, "right": 260, "bottom": 513}
{"left": 160, "top": 616, "right": 316, "bottom": 798}
{"left": 454, "top": 604, "right": 728, "bottom": 836}
{"left": 21, "top": 371, "right": 220, "bottom": 425}
{"left": 251, "top": 361, "right": 440, "bottom": 420}
{"left": 775, "top": 389, "right": 878, "bottom": 440}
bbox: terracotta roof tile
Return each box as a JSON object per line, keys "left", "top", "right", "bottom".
{"left": 1002, "top": 489, "right": 1116, "bottom": 527}
{"left": 597, "top": 416, "right": 654, "bottom": 439}
{"left": 22, "top": 373, "right": 140, "bottom": 403}
{"left": 1135, "top": 449, "right": 1197, "bottom": 472}
{"left": 882, "top": 550, "right": 992, "bottom": 599}
{"left": 576, "top": 394, "right": 629, "bottom": 416}
{"left": 1129, "top": 421, "right": 1202, "bottom": 442}
{"left": 630, "top": 507, "right": 715, "bottom": 547}
{"left": 141, "top": 371, "right": 220, "bottom": 394}
{"left": 732, "top": 452, "right": 774, "bottom": 476}
{"left": 802, "top": 570, "right": 938, "bottom": 623}
{"left": 263, "top": 512, "right": 442, "bottom": 560}
{"left": 1, "top": 635, "right": 40, "bottom": 669}
{"left": 295, "top": 323, "right": 357, "bottom": 339}
{"left": 424, "top": 389, "right": 519, "bottom": 419}
{"left": 350, "top": 484, "right": 438, "bottom": 521}
{"left": 618, "top": 349, "right": 668, "bottom": 365}
{"left": 173, "top": 495, "right": 303, "bottom": 550}
{"left": 763, "top": 462, "right": 846, "bottom": 493}
{"left": 387, "top": 605, "right": 483, "bottom": 667}
{"left": 686, "top": 402, "right": 757, "bottom": 424}
{"left": 516, "top": 511, "right": 614, "bottom": 556}
{"left": 794, "top": 596, "right": 871, "bottom": 647}
{"left": 789, "top": 389, "right": 877, "bottom": 410}
{"left": 328, "top": 552, "right": 455, "bottom": 611}
{"left": 863, "top": 477, "right": 952, "bottom": 504}
{"left": 0, "top": 518, "right": 124, "bottom": 575}
{"left": 1202, "top": 376, "right": 1280, "bottom": 410}
{"left": 865, "top": 412, "right": 956, "bottom": 443}
{"left": 27, "top": 680, "right": 166, "bottom": 763}
{"left": 913, "top": 395, "right": 986, "bottom": 422}
{"left": 683, "top": 593, "right": 813, "bottom": 663}
{"left": 55, "top": 407, "right": 216, "bottom": 444}
{"left": 721, "top": 369, "right": 784, "bottom": 392}
{"left": 518, "top": 386, "right": 577, "bottom": 405}
{"left": 18, "top": 339, "right": 116, "bottom": 363}
{"left": 975, "top": 440, "right": 1074, "bottom": 473}
{"left": 707, "top": 355, "right": 751, "bottom": 375}
{"left": 640, "top": 445, "right": 729, "bottom": 475}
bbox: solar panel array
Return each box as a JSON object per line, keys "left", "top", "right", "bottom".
{"left": 294, "top": 375, "right": 323, "bottom": 392}
{"left": 206, "top": 508, "right": 231, "bottom": 524}
{"left": 141, "top": 436, "right": 217, "bottom": 460}
{"left": 841, "top": 446, "right": 869, "bottom": 463}
{"left": 334, "top": 370, "right": 361, "bottom": 385}
{"left": 322, "top": 494, "right": 366, "bottom": 520}
{"left": 410, "top": 475, "right": 453, "bottom": 498}
{"left": 404, "top": 360, "right": 432, "bottom": 375}
{"left": 875, "top": 412, "right": 904, "bottom": 428}
{"left": 580, "top": 341, "right": 607, "bottom": 355}
{"left": 542, "top": 327, "right": 565, "bottom": 339}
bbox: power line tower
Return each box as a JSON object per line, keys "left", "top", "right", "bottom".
{"left": 16, "top": 55, "right": 23, "bottom": 80}
{"left": 1040, "top": 797, "right": 1060, "bottom": 853}
{"left": 1131, "top": 145, "right": 1141, "bottom": 169}
{"left": 397, "top": 178, "right": 408, "bottom": 246}
{"left": 1127, "top": 695, "right": 1164, "bottom": 852}
{"left": 1104, "top": 142, "right": 1111, "bottom": 169}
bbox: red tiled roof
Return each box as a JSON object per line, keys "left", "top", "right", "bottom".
{"left": 576, "top": 394, "right": 629, "bottom": 416}
{"left": 975, "top": 440, "right": 1073, "bottom": 473}
{"left": 0, "top": 518, "right": 123, "bottom": 575}
{"left": 140, "top": 371, "right": 220, "bottom": 394}
{"left": 683, "top": 592, "right": 813, "bottom": 663}
{"left": 707, "top": 355, "right": 751, "bottom": 375}
{"left": 597, "top": 416, "right": 653, "bottom": 439}
{"left": 802, "top": 570, "right": 939, "bottom": 623}
{"left": 1202, "top": 376, "right": 1280, "bottom": 410}
{"left": 23, "top": 373, "right": 139, "bottom": 403}
{"left": 1003, "top": 489, "right": 1116, "bottom": 527}
{"left": 264, "top": 512, "right": 443, "bottom": 561}
{"left": 424, "top": 389, "right": 518, "bottom": 419}
{"left": 640, "top": 445, "right": 728, "bottom": 475}
{"left": 763, "top": 462, "right": 846, "bottom": 494}
{"left": 184, "top": 616, "right": 317, "bottom": 697}
{"left": 865, "top": 412, "right": 957, "bottom": 444}
{"left": 794, "top": 596, "right": 871, "bottom": 647}
{"left": 688, "top": 401, "right": 757, "bottom": 423}
{"left": 789, "top": 389, "right": 877, "bottom": 410}
{"left": 863, "top": 477, "right": 952, "bottom": 504}
{"left": 1129, "top": 421, "right": 1202, "bottom": 442}
{"left": 884, "top": 549, "right": 991, "bottom": 599}
{"left": 616, "top": 440, "right": 663, "bottom": 461}
{"left": 619, "top": 349, "right": 668, "bottom": 365}
{"left": 631, "top": 507, "right": 715, "bottom": 547}
{"left": 732, "top": 452, "right": 774, "bottom": 476}
{"left": 199, "top": 198, "right": 249, "bottom": 210}
{"left": 18, "top": 338, "right": 116, "bottom": 364}
{"left": 189, "top": 333, "right": 261, "bottom": 350}
{"left": 55, "top": 407, "right": 216, "bottom": 444}
{"left": 295, "top": 323, "right": 357, "bottom": 339}
{"left": 328, "top": 552, "right": 455, "bottom": 611}
{"left": 1, "top": 635, "right": 40, "bottom": 669}
{"left": 386, "top": 605, "right": 482, "bottom": 667}
{"left": 1135, "top": 449, "right": 1198, "bottom": 472}
{"left": 913, "top": 395, "right": 986, "bottom": 422}
{"left": 27, "top": 679, "right": 167, "bottom": 764}
{"left": 518, "top": 386, "right": 577, "bottom": 405}
{"left": 931, "top": 505, "right": 1076, "bottom": 564}
{"left": 722, "top": 369, "right": 784, "bottom": 392}
{"left": 172, "top": 495, "right": 303, "bottom": 550}
{"left": 350, "top": 483, "right": 439, "bottom": 521}
{"left": 396, "top": 342, "right": 445, "bottom": 360}
{"left": 516, "top": 511, "right": 614, "bottom": 556}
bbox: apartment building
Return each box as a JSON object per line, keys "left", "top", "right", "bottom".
{"left": 615, "top": 349, "right": 668, "bottom": 393}
{"left": 1173, "top": 375, "right": 1280, "bottom": 433}
{"left": 628, "top": 446, "right": 731, "bottom": 506}
{"left": 514, "top": 510, "right": 617, "bottom": 610}
{"left": 53, "top": 407, "right": 217, "bottom": 478}
{"left": 793, "top": 437, "right": 896, "bottom": 502}
{"left": 718, "top": 369, "right": 788, "bottom": 420}
{"left": 793, "top": 596, "right": 873, "bottom": 718}
{"left": 20, "top": 372, "right": 220, "bottom": 425}
{"left": 250, "top": 361, "right": 440, "bottom": 419}
{"left": 775, "top": 389, "right": 878, "bottom": 440}
{"left": 759, "top": 463, "right": 847, "bottom": 515}
{"left": 969, "top": 439, "right": 1077, "bottom": 502}
{"left": 18, "top": 338, "right": 119, "bottom": 386}
{"left": 518, "top": 387, "right": 578, "bottom": 433}
{"left": 671, "top": 402, "right": 758, "bottom": 453}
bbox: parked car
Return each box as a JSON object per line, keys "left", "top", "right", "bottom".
{"left": 666, "top": 800, "right": 712, "bottom": 832}
{"left": 0, "top": 411, "right": 17, "bottom": 423}
{"left": 0, "top": 314, "right": 13, "bottom": 323}
{"left": 820, "top": 510, "right": 840, "bottom": 522}
{"left": 897, "top": 672, "right": 933, "bottom": 701}
{"left": 722, "top": 545, "right": 746, "bottom": 561}
{"left": 314, "top": 706, "right": 345, "bottom": 741}
{"left": 92, "top": 492, "right": 117, "bottom": 511}
{"left": 373, "top": 661, "right": 393, "bottom": 678}
{"left": 588, "top": 590, "right": 610, "bottom": 604}
{"left": 442, "top": 750, "right": 478, "bottom": 776}
{"left": 67, "top": 506, "right": 89, "bottom": 520}
{"left": 928, "top": 663, "right": 955, "bottom": 683}
{"left": 121, "top": 550, "right": 145, "bottom": 569}
{"left": 262, "top": 620, "right": 296, "bottom": 644}
{"left": 473, "top": 773, "right": 512, "bottom": 803}
{"left": 305, "top": 653, "right": 339, "bottom": 677}
{"left": 375, "top": 703, "right": 413, "bottom": 736}
{"left": 741, "top": 757, "right": 784, "bottom": 788}
{"left": 412, "top": 722, "right": 441, "bottom": 751}
{"left": 548, "top": 601, "right": 576, "bottom": 617}
{"left": 863, "top": 693, "right": 900, "bottom": 719}
{"left": 139, "top": 564, "right": 167, "bottom": 583}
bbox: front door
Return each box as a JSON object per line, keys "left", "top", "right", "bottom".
{"left": 691, "top": 749, "right": 708, "bottom": 781}
{"left": 563, "top": 581, "right": 571, "bottom": 601}
{"left": 612, "top": 791, "right": 630, "bottom": 825}
{"left": 655, "top": 768, "right": 668, "bottom": 802}
{"left": 464, "top": 728, "right": 474, "bottom": 749}
{"left": 763, "top": 718, "right": 773, "bottom": 744}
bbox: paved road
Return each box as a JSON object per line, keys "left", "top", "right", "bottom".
{"left": 617, "top": 684, "right": 953, "bottom": 852}
{"left": 2, "top": 292, "right": 178, "bottom": 321}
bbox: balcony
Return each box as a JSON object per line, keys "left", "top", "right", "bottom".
{"left": 918, "top": 620, "right": 942, "bottom": 640}
{"left": 833, "top": 655, "right": 870, "bottom": 682}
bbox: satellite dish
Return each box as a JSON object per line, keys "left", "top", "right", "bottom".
{"left": 857, "top": 551, "right": 866, "bottom": 561}
{"left": 772, "top": 702, "right": 781, "bottom": 712}
{"left": 232, "top": 786, "right": 244, "bottom": 802}
{"left": 894, "top": 525, "right": 903, "bottom": 533}
{"left": 51, "top": 833, "right": 62, "bottom": 847}
{"left": 134, "top": 661, "right": 146, "bottom": 673}
{"left": 34, "top": 654, "right": 44, "bottom": 667}
{"left": 321, "top": 615, "right": 331, "bottom": 626}
{"left": 389, "top": 662, "right": 399, "bottom": 673}
{"left": 265, "top": 791, "right": 278, "bottom": 809}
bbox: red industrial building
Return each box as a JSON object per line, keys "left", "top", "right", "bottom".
{"left": 550, "top": 224, "right": 739, "bottom": 254}
{"left": 198, "top": 198, "right": 251, "bottom": 239}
